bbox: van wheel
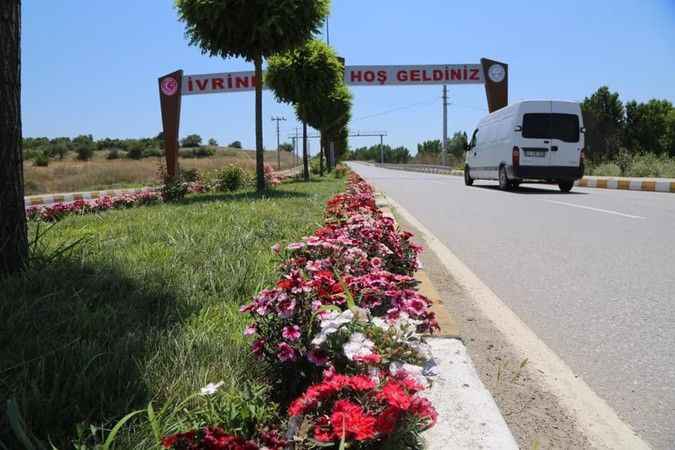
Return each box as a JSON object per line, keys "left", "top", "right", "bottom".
{"left": 464, "top": 166, "right": 474, "bottom": 186}
{"left": 559, "top": 180, "right": 574, "bottom": 192}
{"left": 510, "top": 181, "right": 521, "bottom": 190}
{"left": 498, "top": 166, "right": 511, "bottom": 190}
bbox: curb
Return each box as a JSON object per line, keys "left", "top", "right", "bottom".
{"left": 375, "top": 192, "right": 518, "bottom": 449}
{"left": 24, "top": 187, "right": 156, "bottom": 208}
{"left": 372, "top": 163, "right": 675, "bottom": 193}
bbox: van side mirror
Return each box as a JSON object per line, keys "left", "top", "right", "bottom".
{"left": 514, "top": 125, "right": 522, "bottom": 132}
{"left": 464, "top": 144, "right": 471, "bottom": 151}
{"left": 580, "top": 127, "right": 586, "bottom": 133}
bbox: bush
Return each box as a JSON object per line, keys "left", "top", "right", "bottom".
{"left": 229, "top": 140, "right": 242, "bottom": 149}
{"left": 591, "top": 162, "right": 622, "bottom": 177}
{"left": 179, "top": 149, "right": 195, "bottom": 158}
{"left": 143, "top": 147, "right": 163, "bottom": 158}
{"left": 127, "top": 146, "right": 144, "bottom": 160}
{"left": 193, "top": 146, "right": 216, "bottom": 158}
{"left": 161, "top": 176, "right": 188, "bottom": 202}
{"left": 208, "top": 138, "right": 218, "bottom": 146}
{"left": 217, "top": 165, "right": 246, "bottom": 192}
{"left": 106, "top": 148, "right": 121, "bottom": 160}
{"left": 33, "top": 151, "right": 49, "bottom": 167}
{"left": 181, "top": 134, "right": 202, "bottom": 148}
{"left": 47, "top": 142, "right": 69, "bottom": 160}
{"left": 310, "top": 158, "right": 321, "bottom": 175}
{"left": 75, "top": 143, "right": 94, "bottom": 161}
{"left": 334, "top": 164, "right": 348, "bottom": 178}
{"left": 629, "top": 153, "right": 664, "bottom": 177}
{"left": 181, "top": 168, "right": 201, "bottom": 183}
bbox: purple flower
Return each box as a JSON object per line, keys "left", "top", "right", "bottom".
{"left": 282, "top": 325, "right": 301, "bottom": 341}
{"left": 278, "top": 342, "right": 297, "bottom": 362}
{"left": 244, "top": 324, "right": 257, "bottom": 336}
{"left": 308, "top": 349, "right": 329, "bottom": 366}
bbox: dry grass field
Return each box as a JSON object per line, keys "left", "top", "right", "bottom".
{"left": 23, "top": 147, "right": 298, "bottom": 195}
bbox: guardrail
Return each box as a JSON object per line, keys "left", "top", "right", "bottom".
{"left": 375, "top": 163, "right": 464, "bottom": 176}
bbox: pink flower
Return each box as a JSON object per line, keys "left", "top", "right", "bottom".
{"left": 308, "top": 349, "right": 329, "bottom": 366}
{"left": 287, "top": 242, "right": 305, "bottom": 250}
{"left": 370, "top": 257, "right": 383, "bottom": 268}
{"left": 278, "top": 342, "right": 297, "bottom": 362}
{"left": 244, "top": 324, "right": 257, "bottom": 336}
{"left": 282, "top": 325, "right": 301, "bottom": 341}
{"left": 276, "top": 295, "right": 296, "bottom": 318}
{"left": 252, "top": 339, "right": 265, "bottom": 356}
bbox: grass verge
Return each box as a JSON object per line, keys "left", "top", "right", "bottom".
{"left": 0, "top": 177, "right": 344, "bottom": 449}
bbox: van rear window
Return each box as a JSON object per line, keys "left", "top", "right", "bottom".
{"left": 522, "top": 113, "right": 579, "bottom": 142}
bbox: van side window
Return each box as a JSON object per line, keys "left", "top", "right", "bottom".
{"left": 523, "top": 113, "right": 580, "bottom": 142}
{"left": 470, "top": 129, "right": 479, "bottom": 148}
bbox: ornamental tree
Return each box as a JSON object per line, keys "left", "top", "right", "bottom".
{"left": 266, "top": 39, "right": 344, "bottom": 180}
{"left": 176, "top": 0, "right": 330, "bottom": 191}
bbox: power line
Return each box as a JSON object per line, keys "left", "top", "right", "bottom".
{"left": 271, "top": 116, "right": 286, "bottom": 170}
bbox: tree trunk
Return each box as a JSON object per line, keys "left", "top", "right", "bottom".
{"left": 0, "top": 0, "right": 27, "bottom": 276}
{"left": 254, "top": 55, "right": 265, "bottom": 192}
{"left": 302, "top": 121, "right": 309, "bottom": 181}
{"left": 319, "top": 132, "right": 324, "bottom": 177}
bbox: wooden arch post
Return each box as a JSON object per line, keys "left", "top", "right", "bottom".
{"left": 480, "top": 58, "right": 508, "bottom": 112}
{"left": 158, "top": 70, "right": 183, "bottom": 178}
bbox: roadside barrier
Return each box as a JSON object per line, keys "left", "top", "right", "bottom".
{"left": 24, "top": 187, "right": 156, "bottom": 208}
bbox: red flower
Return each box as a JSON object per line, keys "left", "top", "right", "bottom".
{"left": 409, "top": 397, "right": 438, "bottom": 429}
{"left": 375, "top": 407, "right": 401, "bottom": 435}
{"left": 376, "top": 380, "right": 413, "bottom": 411}
{"left": 313, "top": 416, "right": 335, "bottom": 442}
{"left": 330, "top": 399, "right": 377, "bottom": 441}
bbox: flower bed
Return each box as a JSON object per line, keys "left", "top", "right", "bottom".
{"left": 163, "top": 173, "right": 439, "bottom": 450}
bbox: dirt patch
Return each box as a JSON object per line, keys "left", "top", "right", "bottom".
{"left": 394, "top": 211, "right": 592, "bottom": 450}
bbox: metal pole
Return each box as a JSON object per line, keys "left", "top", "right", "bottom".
{"left": 442, "top": 85, "right": 448, "bottom": 166}
{"left": 380, "top": 134, "right": 384, "bottom": 164}
{"left": 271, "top": 116, "right": 286, "bottom": 170}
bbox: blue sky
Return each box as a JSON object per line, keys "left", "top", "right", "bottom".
{"left": 22, "top": 0, "right": 675, "bottom": 155}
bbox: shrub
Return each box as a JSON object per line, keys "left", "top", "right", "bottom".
{"left": 33, "top": 151, "right": 49, "bottom": 167}
{"left": 194, "top": 146, "right": 216, "bottom": 158}
{"left": 629, "top": 153, "right": 664, "bottom": 177}
{"left": 106, "top": 148, "right": 121, "bottom": 160}
{"left": 161, "top": 176, "right": 188, "bottom": 202}
{"left": 334, "top": 164, "right": 348, "bottom": 178}
{"left": 310, "top": 158, "right": 321, "bottom": 175}
{"left": 181, "top": 168, "right": 201, "bottom": 183}
{"left": 143, "top": 147, "right": 163, "bottom": 158}
{"left": 181, "top": 134, "right": 202, "bottom": 148}
{"left": 217, "top": 165, "right": 246, "bottom": 192}
{"left": 75, "top": 142, "right": 95, "bottom": 161}
{"left": 179, "top": 149, "right": 196, "bottom": 158}
{"left": 591, "top": 162, "right": 622, "bottom": 177}
{"left": 127, "top": 147, "right": 144, "bottom": 160}
{"left": 208, "top": 138, "right": 218, "bottom": 146}
{"left": 47, "top": 141, "right": 69, "bottom": 160}
{"left": 229, "top": 140, "right": 243, "bottom": 149}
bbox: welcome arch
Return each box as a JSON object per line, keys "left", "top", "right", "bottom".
{"left": 158, "top": 58, "right": 508, "bottom": 177}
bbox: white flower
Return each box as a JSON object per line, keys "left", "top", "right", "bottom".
{"left": 368, "top": 366, "right": 381, "bottom": 384}
{"left": 389, "top": 362, "right": 429, "bottom": 388}
{"left": 312, "top": 310, "right": 354, "bottom": 345}
{"left": 343, "top": 332, "right": 375, "bottom": 360}
{"left": 372, "top": 317, "right": 390, "bottom": 330}
{"left": 200, "top": 381, "right": 225, "bottom": 396}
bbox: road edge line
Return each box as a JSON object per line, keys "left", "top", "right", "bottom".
{"left": 381, "top": 192, "right": 652, "bottom": 450}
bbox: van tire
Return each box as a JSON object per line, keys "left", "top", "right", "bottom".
{"left": 464, "top": 166, "right": 474, "bottom": 186}
{"left": 559, "top": 180, "right": 574, "bottom": 192}
{"left": 498, "top": 166, "right": 511, "bottom": 190}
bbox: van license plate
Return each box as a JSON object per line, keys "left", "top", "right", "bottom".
{"left": 525, "top": 150, "right": 546, "bottom": 157}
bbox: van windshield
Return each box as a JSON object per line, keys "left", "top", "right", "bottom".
{"left": 522, "top": 113, "right": 579, "bottom": 143}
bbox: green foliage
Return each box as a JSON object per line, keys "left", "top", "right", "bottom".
{"left": 32, "top": 151, "right": 50, "bottom": 167}
{"left": 217, "top": 165, "right": 247, "bottom": 191}
{"left": 194, "top": 146, "right": 215, "bottom": 158}
{"left": 106, "top": 149, "right": 121, "bottom": 160}
{"left": 581, "top": 86, "right": 625, "bottom": 162}
{"left": 47, "top": 141, "right": 69, "bottom": 160}
{"left": 74, "top": 140, "right": 95, "bottom": 161}
{"left": 417, "top": 139, "right": 442, "bottom": 155}
{"left": 624, "top": 99, "right": 674, "bottom": 156}
{"left": 127, "top": 142, "right": 145, "bottom": 160}
{"left": 181, "top": 168, "right": 201, "bottom": 183}
{"left": 229, "top": 141, "right": 242, "bottom": 149}
{"left": 175, "top": 0, "right": 330, "bottom": 61}
{"left": 161, "top": 176, "right": 188, "bottom": 202}
{"left": 0, "top": 177, "right": 343, "bottom": 448}
{"left": 181, "top": 134, "right": 202, "bottom": 148}
{"left": 590, "top": 162, "right": 622, "bottom": 177}
{"left": 279, "top": 142, "right": 293, "bottom": 153}
{"left": 143, "top": 148, "right": 163, "bottom": 158}
{"left": 208, "top": 138, "right": 218, "bottom": 146}
{"left": 179, "top": 149, "right": 196, "bottom": 159}
{"left": 349, "top": 145, "right": 411, "bottom": 164}
{"left": 447, "top": 131, "right": 468, "bottom": 159}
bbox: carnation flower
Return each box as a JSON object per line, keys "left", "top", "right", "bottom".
{"left": 287, "top": 242, "right": 305, "bottom": 250}
{"left": 282, "top": 325, "right": 301, "bottom": 341}
{"left": 278, "top": 342, "right": 297, "bottom": 362}
{"left": 200, "top": 381, "right": 224, "bottom": 396}
{"left": 252, "top": 339, "right": 265, "bottom": 356}
{"left": 389, "top": 362, "right": 429, "bottom": 388}
{"left": 243, "top": 324, "right": 257, "bottom": 336}
{"left": 343, "top": 332, "right": 375, "bottom": 361}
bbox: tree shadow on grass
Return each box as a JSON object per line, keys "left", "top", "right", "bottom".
{"left": 0, "top": 257, "right": 192, "bottom": 448}
{"left": 180, "top": 189, "right": 310, "bottom": 206}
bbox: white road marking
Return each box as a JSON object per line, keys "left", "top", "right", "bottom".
{"left": 382, "top": 193, "right": 651, "bottom": 450}
{"left": 544, "top": 200, "right": 646, "bottom": 219}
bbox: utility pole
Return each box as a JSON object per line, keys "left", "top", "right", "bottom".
{"left": 442, "top": 85, "right": 448, "bottom": 166}
{"left": 380, "top": 134, "right": 384, "bottom": 165}
{"left": 271, "top": 116, "right": 286, "bottom": 170}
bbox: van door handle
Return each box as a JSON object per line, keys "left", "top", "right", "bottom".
{"left": 543, "top": 140, "right": 550, "bottom": 144}
{"left": 551, "top": 146, "right": 558, "bottom": 151}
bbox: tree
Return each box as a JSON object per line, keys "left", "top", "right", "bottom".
{"left": 266, "top": 39, "right": 343, "bottom": 181}
{"left": 581, "top": 86, "right": 624, "bottom": 162}
{"left": 624, "top": 99, "right": 674, "bottom": 156}
{"left": 279, "top": 142, "right": 293, "bottom": 153}
{"left": 208, "top": 137, "right": 218, "bottom": 146}
{"left": 180, "top": 134, "right": 202, "bottom": 148}
{"left": 0, "top": 0, "right": 27, "bottom": 275}
{"left": 176, "top": 0, "right": 330, "bottom": 192}
{"left": 229, "top": 140, "right": 242, "bottom": 149}
{"left": 73, "top": 135, "right": 95, "bottom": 161}
{"left": 447, "top": 131, "right": 468, "bottom": 159}
{"left": 417, "top": 140, "right": 442, "bottom": 155}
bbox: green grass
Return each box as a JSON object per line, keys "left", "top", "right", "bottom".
{"left": 0, "top": 177, "right": 344, "bottom": 449}
{"left": 589, "top": 153, "right": 675, "bottom": 178}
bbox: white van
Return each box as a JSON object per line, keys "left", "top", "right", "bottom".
{"left": 464, "top": 100, "right": 585, "bottom": 192}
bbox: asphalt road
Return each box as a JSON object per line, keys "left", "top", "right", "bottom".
{"left": 348, "top": 162, "right": 675, "bottom": 449}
